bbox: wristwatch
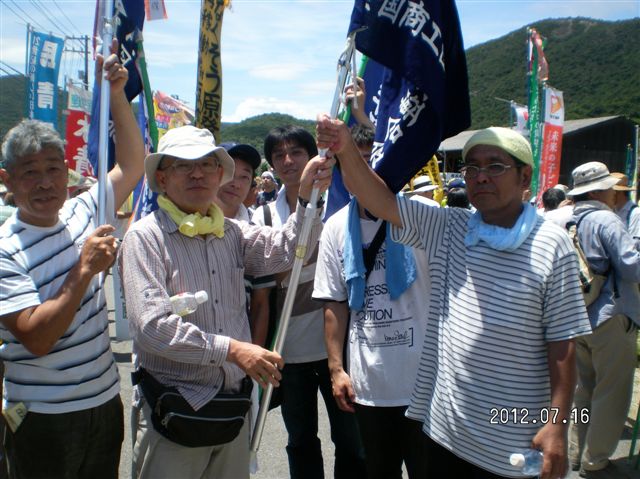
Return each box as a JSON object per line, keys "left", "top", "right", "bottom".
{"left": 297, "top": 196, "right": 325, "bottom": 209}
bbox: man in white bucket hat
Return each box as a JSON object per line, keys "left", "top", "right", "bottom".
{"left": 567, "top": 161, "right": 640, "bottom": 478}
{"left": 119, "top": 125, "right": 334, "bottom": 479}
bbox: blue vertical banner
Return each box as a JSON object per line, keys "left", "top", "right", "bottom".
{"left": 88, "top": 0, "right": 145, "bottom": 175}
{"left": 348, "top": 0, "right": 470, "bottom": 193}
{"left": 27, "top": 31, "right": 64, "bottom": 128}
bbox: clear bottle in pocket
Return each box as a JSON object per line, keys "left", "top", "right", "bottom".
{"left": 169, "top": 291, "right": 208, "bottom": 316}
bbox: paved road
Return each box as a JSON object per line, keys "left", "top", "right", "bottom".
{"left": 107, "top": 277, "right": 639, "bottom": 479}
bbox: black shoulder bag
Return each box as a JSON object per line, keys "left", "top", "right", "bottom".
{"left": 132, "top": 368, "right": 253, "bottom": 448}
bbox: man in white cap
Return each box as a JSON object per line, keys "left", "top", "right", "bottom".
{"left": 257, "top": 170, "right": 278, "bottom": 206}
{"left": 317, "top": 118, "right": 592, "bottom": 479}
{"left": 565, "top": 162, "right": 640, "bottom": 478}
{"left": 611, "top": 171, "right": 639, "bottom": 240}
{"left": 409, "top": 175, "right": 438, "bottom": 201}
{"left": 119, "top": 125, "right": 334, "bottom": 479}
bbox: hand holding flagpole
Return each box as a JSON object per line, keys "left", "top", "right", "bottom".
{"left": 249, "top": 30, "right": 360, "bottom": 472}
{"left": 97, "top": 0, "right": 114, "bottom": 226}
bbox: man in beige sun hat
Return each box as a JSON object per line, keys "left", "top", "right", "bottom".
{"left": 119, "top": 125, "right": 334, "bottom": 479}
{"left": 610, "top": 171, "right": 639, "bottom": 240}
{"left": 567, "top": 161, "right": 640, "bottom": 478}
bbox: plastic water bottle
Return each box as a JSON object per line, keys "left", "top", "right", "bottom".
{"left": 509, "top": 449, "right": 543, "bottom": 475}
{"left": 170, "top": 291, "right": 208, "bottom": 316}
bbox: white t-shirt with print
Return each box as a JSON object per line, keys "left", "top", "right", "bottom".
{"left": 313, "top": 204, "right": 430, "bottom": 406}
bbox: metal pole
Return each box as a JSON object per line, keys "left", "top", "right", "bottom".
{"left": 249, "top": 31, "right": 359, "bottom": 466}
{"left": 97, "top": 0, "right": 113, "bottom": 226}
{"left": 84, "top": 35, "right": 89, "bottom": 90}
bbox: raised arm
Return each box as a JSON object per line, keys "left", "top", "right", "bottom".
{"left": 97, "top": 40, "right": 145, "bottom": 211}
{"left": 316, "top": 114, "right": 400, "bottom": 226}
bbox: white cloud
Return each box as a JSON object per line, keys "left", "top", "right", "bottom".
{"left": 223, "top": 95, "right": 326, "bottom": 122}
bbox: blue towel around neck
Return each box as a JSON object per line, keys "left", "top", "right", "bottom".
{"left": 343, "top": 198, "right": 416, "bottom": 311}
{"left": 465, "top": 202, "right": 539, "bottom": 252}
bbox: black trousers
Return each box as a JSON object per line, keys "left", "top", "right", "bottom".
{"left": 353, "top": 404, "right": 428, "bottom": 479}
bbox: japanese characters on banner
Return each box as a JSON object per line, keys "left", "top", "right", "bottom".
{"left": 153, "top": 91, "right": 194, "bottom": 138}
{"left": 196, "top": 0, "right": 228, "bottom": 139}
{"left": 65, "top": 86, "right": 94, "bottom": 175}
{"left": 537, "top": 86, "right": 565, "bottom": 202}
{"left": 27, "top": 31, "right": 64, "bottom": 128}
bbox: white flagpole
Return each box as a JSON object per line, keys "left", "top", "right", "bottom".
{"left": 97, "top": 0, "right": 113, "bottom": 226}
{"left": 249, "top": 30, "right": 360, "bottom": 470}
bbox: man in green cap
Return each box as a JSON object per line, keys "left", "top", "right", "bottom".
{"left": 317, "top": 118, "right": 592, "bottom": 479}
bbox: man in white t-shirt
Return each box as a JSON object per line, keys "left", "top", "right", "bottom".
{"left": 252, "top": 125, "right": 366, "bottom": 479}
{"left": 313, "top": 195, "right": 433, "bottom": 478}
{"left": 317, "top": 118, "right": 591, "bottom": 479}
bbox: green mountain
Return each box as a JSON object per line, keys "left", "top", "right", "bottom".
{"left": 218, "top": 113, "right": 315, "bottom": 159}
{"left": 1, "top": 17, "right": 637, "bottom": 149}
{"left": 466, "top": 17, "right": 639, "bottom": 129}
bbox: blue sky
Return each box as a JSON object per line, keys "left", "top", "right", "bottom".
{"left": 1, "top": 0, "right": 638, "bottom": 122}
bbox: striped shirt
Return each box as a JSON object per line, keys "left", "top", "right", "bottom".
{"left": 0, "top": 182, "right": 119, "bottom": 414}
{"left": 119, "top": 205, "right": 322, "bottom": 410}
{"left": 391, "top": 195, "right": 591, "bottom": 477}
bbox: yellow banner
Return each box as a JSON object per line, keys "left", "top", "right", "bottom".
{"left": 411, "top": 156, "right": 444, "bottom": 204}
{"left": 196, "top": 0, "right": 229, "bottom": 138}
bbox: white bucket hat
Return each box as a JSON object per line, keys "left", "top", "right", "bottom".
{"left": 412, "top": 175, "right": 438, "bottom": 193}
{"left": 145, "top": 126, "right": 235, "bottom": 193}
{"left": 567, "top": 162, "right": 621, "bottom": 196}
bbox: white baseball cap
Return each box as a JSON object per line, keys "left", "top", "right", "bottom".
{"left": 144, "top": 126, "right": 235, "bottom": 193}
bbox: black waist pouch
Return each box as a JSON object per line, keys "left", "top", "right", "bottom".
{"left": 132, "top": 368, "right": 253, "bottom": 448}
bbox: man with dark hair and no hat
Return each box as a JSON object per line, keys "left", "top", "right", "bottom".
{"left": 318, "top": 118, "right": 592, "bottom": 479}
{"left": 566, "top": 162, "right": 640, "bottom": 478}
{"left": 119, "top": 125, "right": 334, "bottom": 478}
{"left": 252, "top": 125, "right": 367, "bottom": 479}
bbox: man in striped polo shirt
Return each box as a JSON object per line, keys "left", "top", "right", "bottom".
{"left": 0, "top": 51, "right": 144, "bottom": 478}
{"left": 317, "top": 117, "right": 592, "bottom": 479}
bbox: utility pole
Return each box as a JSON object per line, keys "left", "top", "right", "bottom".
{"left": 64, "top": 35, "right": 90, "bottom": 89}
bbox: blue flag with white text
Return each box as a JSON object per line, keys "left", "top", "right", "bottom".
{"left": 27, "top": 31, "right": 64, "bottom": 128}
{"left": 88, "top": 0, "right": 145, "bottom": 175}
{"left": 348, "top": 0, "right": 470, "bottom": 193}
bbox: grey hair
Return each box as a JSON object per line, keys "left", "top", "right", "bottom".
{"left": 1, "top": 120, "right": 65, "bottom": 170}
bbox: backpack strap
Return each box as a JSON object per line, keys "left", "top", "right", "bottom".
{"left": 573, "top": 208, "right": 618, "bottom": 298}
{"left": 363, "top": 221, "right": 387, "bottom": 282}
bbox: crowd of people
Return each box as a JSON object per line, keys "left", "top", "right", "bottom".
{"left": 0, "top": 52, "right": 639, "bottom": 479}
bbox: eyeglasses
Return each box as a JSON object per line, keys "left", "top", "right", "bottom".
{"left": 163, "top": 158, "right": 220, "bottom": 175}
{"left": 460, "top": 163, "right": 514, "bottom": 179}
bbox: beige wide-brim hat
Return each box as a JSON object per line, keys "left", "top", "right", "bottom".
{"left": 567, "top": 161, "right": 621, "bottom": 196}
{"left": 611, "top": 172, "right": 634, "bottom": 191}
{"left": 145, "top": 126, "right": 235, "bottom": 193}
